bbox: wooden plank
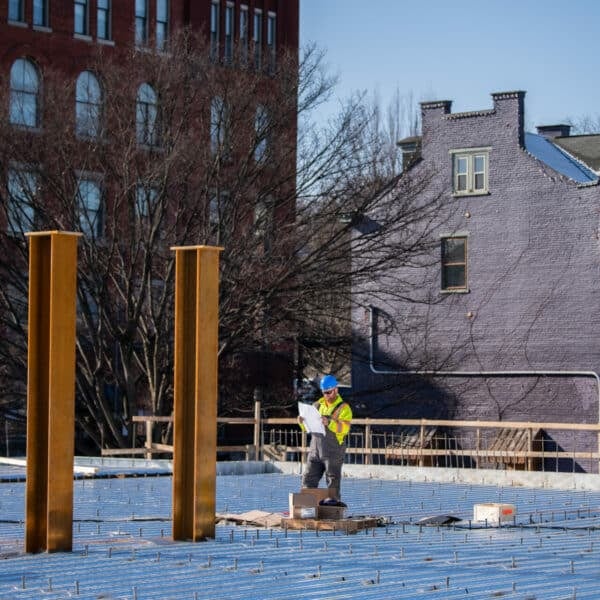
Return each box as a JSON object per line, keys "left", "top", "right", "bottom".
{"left": 282, "top": 517, "right": 379, "bottom": 533}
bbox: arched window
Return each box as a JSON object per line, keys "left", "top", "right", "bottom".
{"left": 136, "top": 83, "right": 159, "bottom": 147}
{"left": 10, "top": 59, "right": 40, "bottom": 128}
{"left": 76, "top": 71, "right": 103, "bottom": 139}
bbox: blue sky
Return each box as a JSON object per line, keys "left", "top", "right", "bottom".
{"left": 300, "top": 0, "right": 600, "bottom": 133}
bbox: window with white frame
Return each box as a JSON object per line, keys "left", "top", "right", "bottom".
{"left": 210, "top": 0, "right": 220, "bottom": 61}
{"left": 6, "top": 167, "right": 37, "bottom": 235}
{"left": 239, "top": 5, "right": 249, "bottom": 64}
{"left": 33, "top": 0, "right": 49, "bottom": 27}
{"left": 254, "top": 104, "right": 269, "bottom": 163}
{"left": 210, "top": 96, "right": 230, "bottom": 157}
{"left": 451, "top": 148, "right": 489, "bottom": 195}
{"left": 8, "top": 0, "right": 25, "bottom": 22}
{"left": 9, "top": 59, "right": 40, "bottom": 128}
{"left": 74, "top": 0, "right": 89, "bottom": 35}
{"left": 156, "top": 0, "right": 169, "bottom": 51}
{"left": 224, "top": 3, "right": 234, "bottom": 63}
{"left": 76, "top": 71, "right": 103, "bottom": 139}
{"left": 441, "top": 236, "right": 468, "bottom": 291}
{"left": 76, "top": 177, "right": 102, "bottom": 237}
{"left": 136, "top": 83, "right": 160, "bottom": 147}
{"left": 266, "top": 12, "right": 276, "bottom": 72}
{"left": 253, "top": 9, "right": 262, "bottom": 69}
{"left": 97, "top": 0, "right": 111, "bottom": 40}
{"left": 135, "top": 0, "right": 148, "bottom": 46}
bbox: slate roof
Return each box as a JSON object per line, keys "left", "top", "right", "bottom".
{"left": 1, "top": 460, "right": 600, "bottom": 598}
{"left": 524, "top": 132, "right": 598, "bottom": 184}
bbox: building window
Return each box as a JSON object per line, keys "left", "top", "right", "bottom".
{"left": 253, "top": 196, "right": 273, "bottom": 251}
{"left": 266, "top": 12, "right": 276, "bottom": 72}
{"left": 74, "top": 0, "right": 89, "bottom": 35}
{"left": 451, "top": 148, "right": 489, "bottom": 195}
{"left": 136, "top": 83, "right": 159, "bottom": 147}
{"left": 135, "top": 183, "right": 158, "bottom": 219}
{"left": 208, "top": 190, "right": 229, "bottom": 236}
{"left": 9, "top": 59, "right": 40, "bottom": 128}
{"left": 239, "top": 5, "right": 249, "bottom": 64}
{"left": 76, "top": 71, "right": 103, "bottom": 139}
{"left": 254, "top": 104, "right": 269, "bottom": 163}
{"left": 210, "top": 0, "right": 220, "bottom": 61}
{"left": 33, "top": 0, "right": 49, "bottom": 27}
{"left": 6, "top": 167, "right": 37, "bottom": 235}
{"left": 253, "top": 9, "right": 262, "bottom": 69}
{"left": 441, "top": 236, "right": 467, "bottom": 291}
{"left": 224, "top": 3, "right": 234, "bottom": 64}
{"left": 76, "top": 177, "right": 103, "bottom": 237}
{"left": 210, "top": 96, "right": 229, "bottom": 157}
{"left": 156, "top": 0, "right": 169, "bottom": 50}
{"left": 8, "top": 0, "right": 24, "bottom": 22}
{"left": 97, "top": 0, "right": 111, "bottom": 40}
{"left": 135, "top": 0, "right": 148, "bottom": 46}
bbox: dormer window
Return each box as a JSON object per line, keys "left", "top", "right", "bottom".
{"left": 451, "top": 148, "right": 490, "bottom": 195}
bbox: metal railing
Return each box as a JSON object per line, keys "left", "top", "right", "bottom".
{"left": 100, "top": 403, "right": 600, "bottom": 473}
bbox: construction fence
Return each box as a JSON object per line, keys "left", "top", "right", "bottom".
{"left": 101, "top": 402, "right": 600, "bottom": 474}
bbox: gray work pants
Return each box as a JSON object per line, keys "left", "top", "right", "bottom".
{"left": 302, "top": 431, "right": 346, "bottom": 499}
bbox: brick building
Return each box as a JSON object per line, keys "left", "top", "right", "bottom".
{"left": 351, "top": 91, "right": 600, "bottom": 470}
{"left": 0, "top": 0, "right": 299, "bottom": 452}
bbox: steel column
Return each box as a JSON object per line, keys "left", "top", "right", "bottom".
{"left": 172, "top": 245, "right": 222, "bottom": 541}
{"left": 25, "top": 231, "right": 80, "bottom": 553}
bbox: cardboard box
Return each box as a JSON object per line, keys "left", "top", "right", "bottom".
{"left": 316, "top": 504, "right": 345, "bottom": 520}
{"left": 289, "top": 493, "right": 317, "bottom": 519}
{"left": 473, "top": 503, "right": 516, "bottom": 524}
{"left": 290, "top": 488, "right": 344, "bottom": 519}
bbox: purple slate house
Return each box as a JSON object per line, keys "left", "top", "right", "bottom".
{"left": 351, "top": 91, "right": 600, "bottom": 471}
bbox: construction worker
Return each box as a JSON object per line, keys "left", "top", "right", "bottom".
{"left": 297, "top": 374, "right": 352, "bottom": 500}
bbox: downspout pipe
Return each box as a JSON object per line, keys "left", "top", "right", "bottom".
{"left": 367, "top": 306, "right": 600, "bottom": 422}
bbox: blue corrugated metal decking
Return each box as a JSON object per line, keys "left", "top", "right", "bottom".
{"left": 1, "top": 466, "right": 600, "bottom": 598}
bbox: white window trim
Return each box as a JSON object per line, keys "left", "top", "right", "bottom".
{"left": 449, "top": 147, "right": 491, "bottom": 196}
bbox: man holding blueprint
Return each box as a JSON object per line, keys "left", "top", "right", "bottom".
{"left": 297, "top": 374, "right": 352, "bottom": 500}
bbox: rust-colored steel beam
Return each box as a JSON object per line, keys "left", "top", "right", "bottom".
{"left": 172, "top": 245, "right": 222, "bottom": 541}
{"left": 25, "top": 231, "right": 80, "bottom": 553}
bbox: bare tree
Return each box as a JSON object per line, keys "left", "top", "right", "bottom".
{"left": 0, "top": 31, "right": 445, "bottom": 452}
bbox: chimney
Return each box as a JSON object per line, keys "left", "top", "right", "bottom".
{"left": 536, "top": 124, "right": 571, "bottom": 139}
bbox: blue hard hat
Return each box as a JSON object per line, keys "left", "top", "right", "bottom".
{"left": 320, "top": 374, "right": 338, "bottom": 391}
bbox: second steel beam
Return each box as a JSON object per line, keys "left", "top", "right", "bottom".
{"left": 172, "top": 245, "right": 222, "bottom": 541}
